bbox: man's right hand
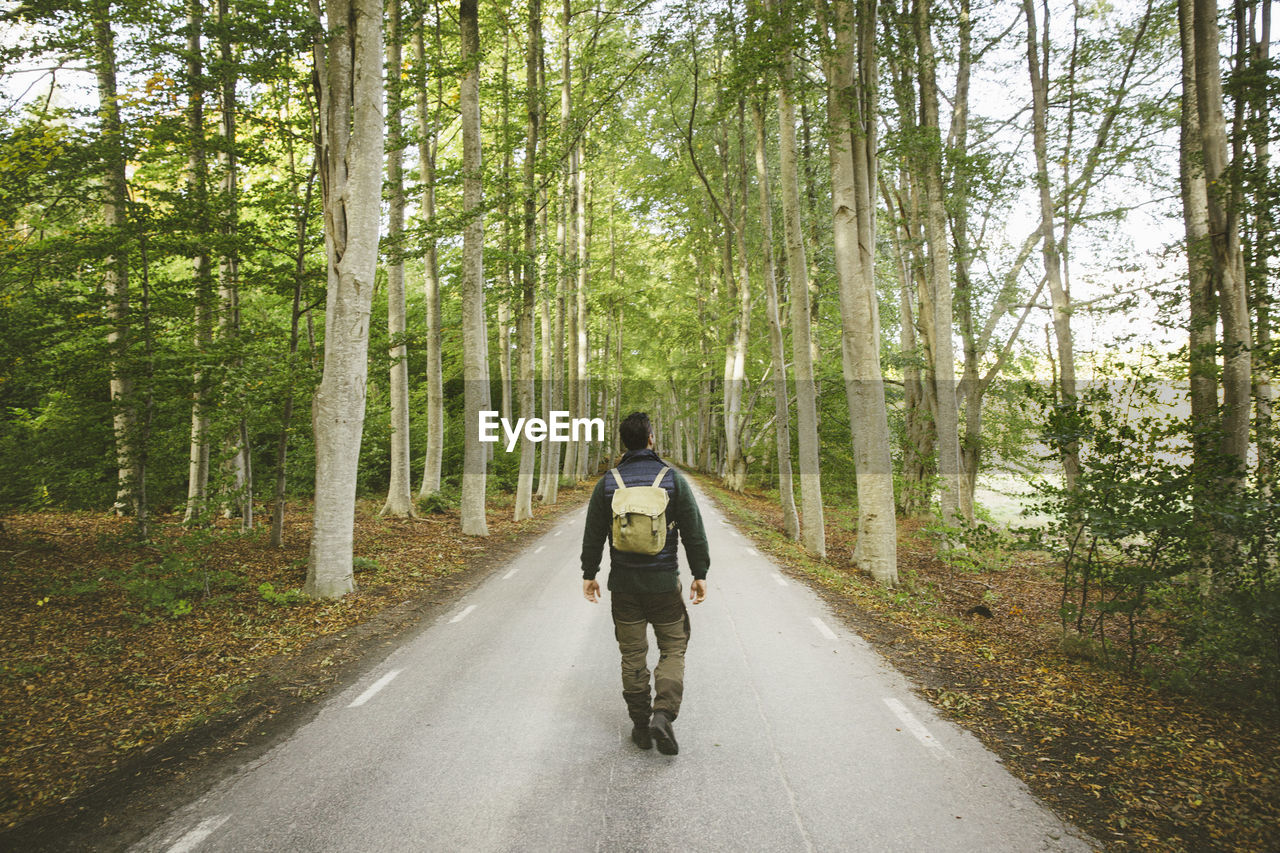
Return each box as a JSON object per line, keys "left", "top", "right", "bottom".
{"left": 689, "top": 579, "right": 707, "bottom": 604}
{"left": 583, "top": 578, "right": 601, "bottom": 603}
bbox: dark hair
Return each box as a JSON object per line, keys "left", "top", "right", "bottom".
{"left": 619, "top": 411, "right": 652, "bottom": 451}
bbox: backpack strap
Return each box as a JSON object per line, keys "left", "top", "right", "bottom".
{"left": 651, "top": 467, "right": 670, "bottom": 488}
{"left": 610, "top": 468, "right": 626, "bottom": 490}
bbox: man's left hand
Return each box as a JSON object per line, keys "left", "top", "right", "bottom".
{"left": 583, "top": 578, "right": 601, "bottom": 603}
{"left": 689, "top": 579, "right": 707, "bottom": 604}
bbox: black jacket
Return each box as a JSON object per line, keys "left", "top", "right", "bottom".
{"left": 579, "top": 449, "right": 710, "bottom": 593}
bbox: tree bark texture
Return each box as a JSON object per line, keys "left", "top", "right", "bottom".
{"left": 1023, "top": 0, "right": 1080, "bottom": 491}
{"left": 91, "top": 0, "right": 143, "bottom": 524}
{"left": 514, "top": 0, "right": 542, "bottom": 522}
{"left": 382, "top": 0, "right": 416, "bottom": 518}
{"left": 306, "top": 0, "right": 385, "bottom": 598}
{"left": 750, "top": 97, "right": 801, "bottom": 542}
{"left": 914, "top": 0, "right": 966, "bottom": 525}
{"left": 1193, "top": 0, "right": 1252, "bottom": 470}
{"left": 824, "top": 0, "right": 898, "bottom": 585}
{"left": 769, "top": 0, "right": 826, "bottom": 555}
{"left": 184, "top": 0, "right": 213, "bottom": 524}
{"left": 459, "top": 0, "right": 489, "bottom": 536}
{"left": 415, "top": 20, "right": 444, "bottom": 498}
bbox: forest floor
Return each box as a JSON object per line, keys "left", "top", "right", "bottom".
{"left": 0, "top": 485, "right": 589, "bottom": 845}
{"left": 696, "top": 476, "right": 1280, "bottom": 853}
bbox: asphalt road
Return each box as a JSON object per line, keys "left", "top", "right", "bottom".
{"left": 135, "top": 479, "right": 1094, "bottom": 853}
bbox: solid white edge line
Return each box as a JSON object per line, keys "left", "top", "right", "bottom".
{"left": 449, "top": 604, "right": 477, "bottom": 624}
{"left": 772, "top": 573, "right": 788, "bottom": 586}
{"left": 883, "top": 697, "right": 947, "bottom": 753}
{"left": 502, "top": 568, "right": 519, "bottom": 579}
{"left": 810, "top": 616, "right": 838, "bottom": 641}
{"left": 167, "top": 815, "right": 230, "bottom": 853}
{"left": 348, "top": 669, "right": 404, "bottom": 708}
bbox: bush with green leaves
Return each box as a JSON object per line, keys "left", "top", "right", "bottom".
{"left": 257, "top": 582, "right": 307, "bottom": 606}
{"left": 1025, "top": 368, "right": 1280, "bottom": 701}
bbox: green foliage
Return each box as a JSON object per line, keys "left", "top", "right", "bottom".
{"left": 927, "top": 518, "right": 1015, "bottom": 573}
{"left": 1025, "top": 368, "right": 1280, "bottom": 700}
{"left": 257, "top": 581, "right": 307, "bottom": 606}
{"left": 351, "top": 556, "right": 382, "bottom": 574}
{"left": 416, "top": 489, "right": 459, "bottom": 515}
{"left": 119, "top": 553, "right": 245, "bottom": 620}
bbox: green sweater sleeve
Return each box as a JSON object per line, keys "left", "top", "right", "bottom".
{"left": 579, "top": 476, "right": 610, "bottom": 580}
{"left": 672, "top": 470, "right": 710, "bottom": 579}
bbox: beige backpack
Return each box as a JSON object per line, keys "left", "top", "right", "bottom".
{"left": 609, "top": 467, "right": 671, "bottom": 555}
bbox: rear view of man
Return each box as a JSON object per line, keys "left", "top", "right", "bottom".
{"left": 580, "top": 411, "right": 710, "bottom": 755}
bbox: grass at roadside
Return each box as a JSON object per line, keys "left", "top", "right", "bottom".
{"left": 0, "top": 488, "right": 587, "bottom": 831}
{"left": 695, "top": 474, "right": 1280, "bottom": 853}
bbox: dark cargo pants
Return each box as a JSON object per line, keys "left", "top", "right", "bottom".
{"left": 611, "top": 588, "right": 691, "bottom": 724}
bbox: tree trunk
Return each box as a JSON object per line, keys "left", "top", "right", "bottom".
{"left": 1179, "top": 0, "right": 1219, "bottom": 490}
{"left": 514, "top": 0, "right": 542, "bottom": 521}
{"left": 824, "top": 0, "right": 897, "bottom": 585}
{"left": 1193, "top": 0, "right": 1251, "bottom": 470}
{"left": 750, "top": 98, "right": 800, "bottom": 541}
{"left": 883, "top": 180, "right": 935, "bottom": 517}
{"left": 915, "top": 0, "right": 965, "bottom": 525}
{"left": 574, "top": 139, "right": 591, "bottom": 481}
{"left": 459, "top": 0, "right": 489, "bottom": 536}
{"left": 947, "top": 0, "right": 979, "bottom": 523}
{"left": 382, "top": 0, "right": 416, "bottom": 518}
{"left": 415, "top": 17, "right": 444, "bottom": 498}
{"left": 537, "top": 210, "right": 553, "bottom": 497}
{"left": 770, "top": 0, "right": 824, "bottom": 554}
{"left": 306, "top": 0, "right": 385, "bottom": 598}
{"left": 184, "top": 0, "right": 213, "bottom": 524}
{"left": 559, "top": 0, "right": 579, "bottom": 485}
{"left": 91, "top": 0, "right": 143, "bottom": 527}
{"left": 215, "top": 0, "right": 249, "bottom": 529}
{"left": 270, "top": 151, "right": 315, "bottom": 549}
{"left": 1023, "top": 0, "right": 1080, "bottom": 491}
{"left": 1247, "top": 0, "right": 1272, "bottom": 480}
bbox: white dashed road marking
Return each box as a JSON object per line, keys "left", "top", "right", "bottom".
{"left": 553, "top": 529, "right": 562, "bottom": 536}
{"left": 884, "top": 697, "right": 948, "bottom": 754}
{"left": 503, "top": 568, "right": 519, "bottom": 580}
{"left": 349, "top": 669, "right": 403, "bottom": 708}
{"left": 810, "top": 617, "right": 838, "bottom": 641}
{"left": 772, "top": 573, "right": 788, "bottom": 586}
{"left": 534, "top": 545, "right": 545, "bottom": 554}
{"left": 167, "top": 816, "right": 229, "bottom": 853}
{"left": 746, "top": 547, "right": 759, "bottom": 556}
{"left": 449, "top": 604, "right": 477, "bottom": 624}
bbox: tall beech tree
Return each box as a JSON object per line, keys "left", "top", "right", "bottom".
{"left": 459, "top": 0, "right": 490, "bottom": 536}
{"left": 90, "top": 0, "right": 142, "bottom": 524}
{"left": 415, "top": 5, "right": 445, "bottom": 499}
{"left": 751, "top": 96, "right": 801, "bottom": 542}
{"left": 183, "top": 0, "right": 214, "bottom": 523}
{"left": 768, "top": 0, "right": 825, "bottom": 555}
{"left": 821, "top": 0, "right": 898, "bottom": 585}
{"left": 382, "top": 0, "right": 416, "bottom": 518}
{"left": 305, "top": 0, "right": 385, "bottom": 598}
{"left": 514, "top": 0, "right": 543, "bottom": 522}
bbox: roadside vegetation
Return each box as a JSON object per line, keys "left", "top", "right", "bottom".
{"left": 0, "top": 488, "right": 585, "bottom": 833}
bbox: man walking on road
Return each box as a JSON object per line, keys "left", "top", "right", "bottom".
{"left": 580, "top": 412, "right": 710, "bottom": 756}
